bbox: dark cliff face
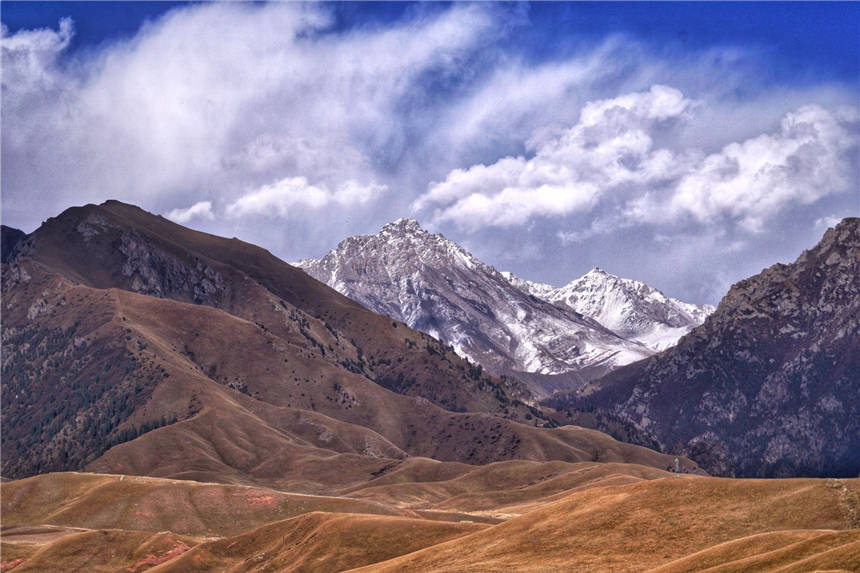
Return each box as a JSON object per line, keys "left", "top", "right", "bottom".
{"left": 1, "top": 225, "right": 27, "bottom": 263}
{"left": 551, "top": 218, "right": 860, "bottom": 478}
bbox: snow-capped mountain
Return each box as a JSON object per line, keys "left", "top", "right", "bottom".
{"left": 502, "top": 269, "right": 715, "bottom": 352}
{"left": 296, "top": 219, "right": 711, "bottom": 396}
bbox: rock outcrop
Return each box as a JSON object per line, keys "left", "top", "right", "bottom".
{"left": 551, "top": 218, "right": 860, "bottom": 477}
{"left": 297, "top": 219, "right": 710, "bottom": 397}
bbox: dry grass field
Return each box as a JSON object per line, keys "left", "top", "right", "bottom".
{"left": 2, "top": 471, "right": 858, "bottom": 572}
{"left": 352, "top": 476, "right": 860, "bottom": 572}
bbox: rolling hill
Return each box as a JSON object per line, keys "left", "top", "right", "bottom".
{"left": 352, "top": 476, "right": 860, "bottom": 572}
{"left": 3, "top": 471, "right": 858, "bottom": 572}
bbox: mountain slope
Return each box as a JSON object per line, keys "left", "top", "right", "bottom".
{"left": 296, "top": 219, "right": 659, "bottom": 396}
{"left": 551, "top": 218, "right": 860, "bottom": 477}
{"left": 353, "top": 476, "right": 860, "bottom": 572}
{"left": 8, "top": 201, "right": 534, "bottom": 412}
{"left": 1, "top": 200, "right": 691, "bottom": 485}
{"left": 504, "top": 267, "right": 714, "bottom": 351}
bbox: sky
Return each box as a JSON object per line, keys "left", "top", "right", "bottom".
{"left": 2, "top": 1, "right": 859, "bottom": 305}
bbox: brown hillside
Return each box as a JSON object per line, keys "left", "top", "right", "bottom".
{"left": 1, "top": 472, "right": 404, "bottom": 538}
{"left": 1, "top": 472, "right": 860, "bottom": 573}
{"left": 84, "top": 283, "right": 689, "bottom": 491}
{"left": 148, "top": 512, "right": 486, "bottom": 573}
{"left": 650, "top": 529, "right": 860, "bottom": 573}
{"left": 4, "top": 472, "right": 857, "bottom": 572}
{"left": 2, "top": 202, "right": 697, "bottom": 485}
{"left": 343, "top": 460, "right": 671, "bottom": 516}
{"left": 3, "top": 529, "right": 200, "bottom": 573}
{"left": 18, "top": 200, "right": 535, "bottom": 416}
{"left": 353, "top": 476, "right": 860, "bottom": 572}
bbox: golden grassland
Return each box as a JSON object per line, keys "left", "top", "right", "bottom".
{"left": 2, "top": 470, "right": 858, "bottom": 572}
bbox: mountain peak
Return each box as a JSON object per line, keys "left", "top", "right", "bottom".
{"left": 585, "top": 267, "right": 615, "bottom": 279}
{"left": 835, "top": 216, "right": 858, "bottom": 229}
{"left": 381, "top": 217, "right": 426, "bottom": 235}
{"left": 542, "top": 266, "right": 713, "bottom": 352}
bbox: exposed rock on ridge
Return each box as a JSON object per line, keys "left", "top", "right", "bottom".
{"left": 297, "top": 219, "right": 712, "bottom": 397}
{"left": 503, "top": 267, "right": 714, "bottom": 352}
{"left": 297, "top": 219, "right": 659, "bottom": 397}
{"left": 551, "top": 218, "right": 860, "bottom": 477}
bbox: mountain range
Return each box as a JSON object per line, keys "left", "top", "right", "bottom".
{"left": 0, "top": 201, "right": 685, "bottom": 486}
{"left": 551, "top": 217, "right": 860, "bottom": 478}
{"left": 296, "top": 218, "right": 713, "bottom": 397}
{"left": 2, "top": 202, "right": 859, "bottom": 571}
{"left": 502, "top": 267, "right": 714, "bottom": 351}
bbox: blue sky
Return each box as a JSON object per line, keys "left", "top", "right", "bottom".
{"left": 5, "top": 2, "right": 857, "bottom": 82}
{"left": 2, "top": 2, "right": 858, "bottom": 303}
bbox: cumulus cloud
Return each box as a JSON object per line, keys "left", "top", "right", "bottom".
{"left": 627, "top": 104, "right": 859, "bottom": 231}
{"left": 415, "top": 85, "right": 696, "bottom": 230}
{"left": 1, "top": 2, "right": 497, "bottom": 229}
{"left": 416, "top": 86, "right": 858, "bottom": 233}
{"left": 4, "top": 5, "right": 855, "bottom": 238}
{"left": 2, "top": 3, "right": 858, "bottom": 304}
{"left": 225, "top": 177, "right": 386, "bottom": 218}
{"left": 166, "top": 201, "right": 215, "bottom": 224}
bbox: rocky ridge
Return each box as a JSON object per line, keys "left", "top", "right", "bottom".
{"left": 3, "top": 201, "right": 695, "bottom": 485}
{"left": 297, "top": 219, "right": 712, "bottom": 396}
{"left": 503, "top": 268, "right": 715, "bottom": 351}
{"left": 551, "top": 218, "right": 860, "bottom": 477}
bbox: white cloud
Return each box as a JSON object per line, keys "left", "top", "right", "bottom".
{"left": 416, "top": 86, "right": 858, "bottom": 233}
{"left": 0, "top": 17, "right": 74, "bottom": 103}
{"left": 414, "top": 85, "right": 696, "bottom": 230}
{"left": 1, "top": 3, "right": 497, "bottom": 228}
{"left": 577, "top": 83, "right": 694, "bottom": 126}
{"left": 815, "top": 215, "right": 844, "bottom": 229}
{"left": 165, "top": 201, "right": 215, "bottom": 224}
{"left": 631, "top": 104, "right": 859, "bottom": 231}
{"left": 2, "top": 4, "right": 858, "bottom": 305}
{"left": 4, "top": 5, "right": 856, "bottom": 238}
{"left": 557, "top": 214, "right": 633, "bottom": 246}
{"left": 431, "top": 39, "right": 627, "bottom": 157}
{"left": 225, "top": 177, "right": 386, "bottom": 219}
